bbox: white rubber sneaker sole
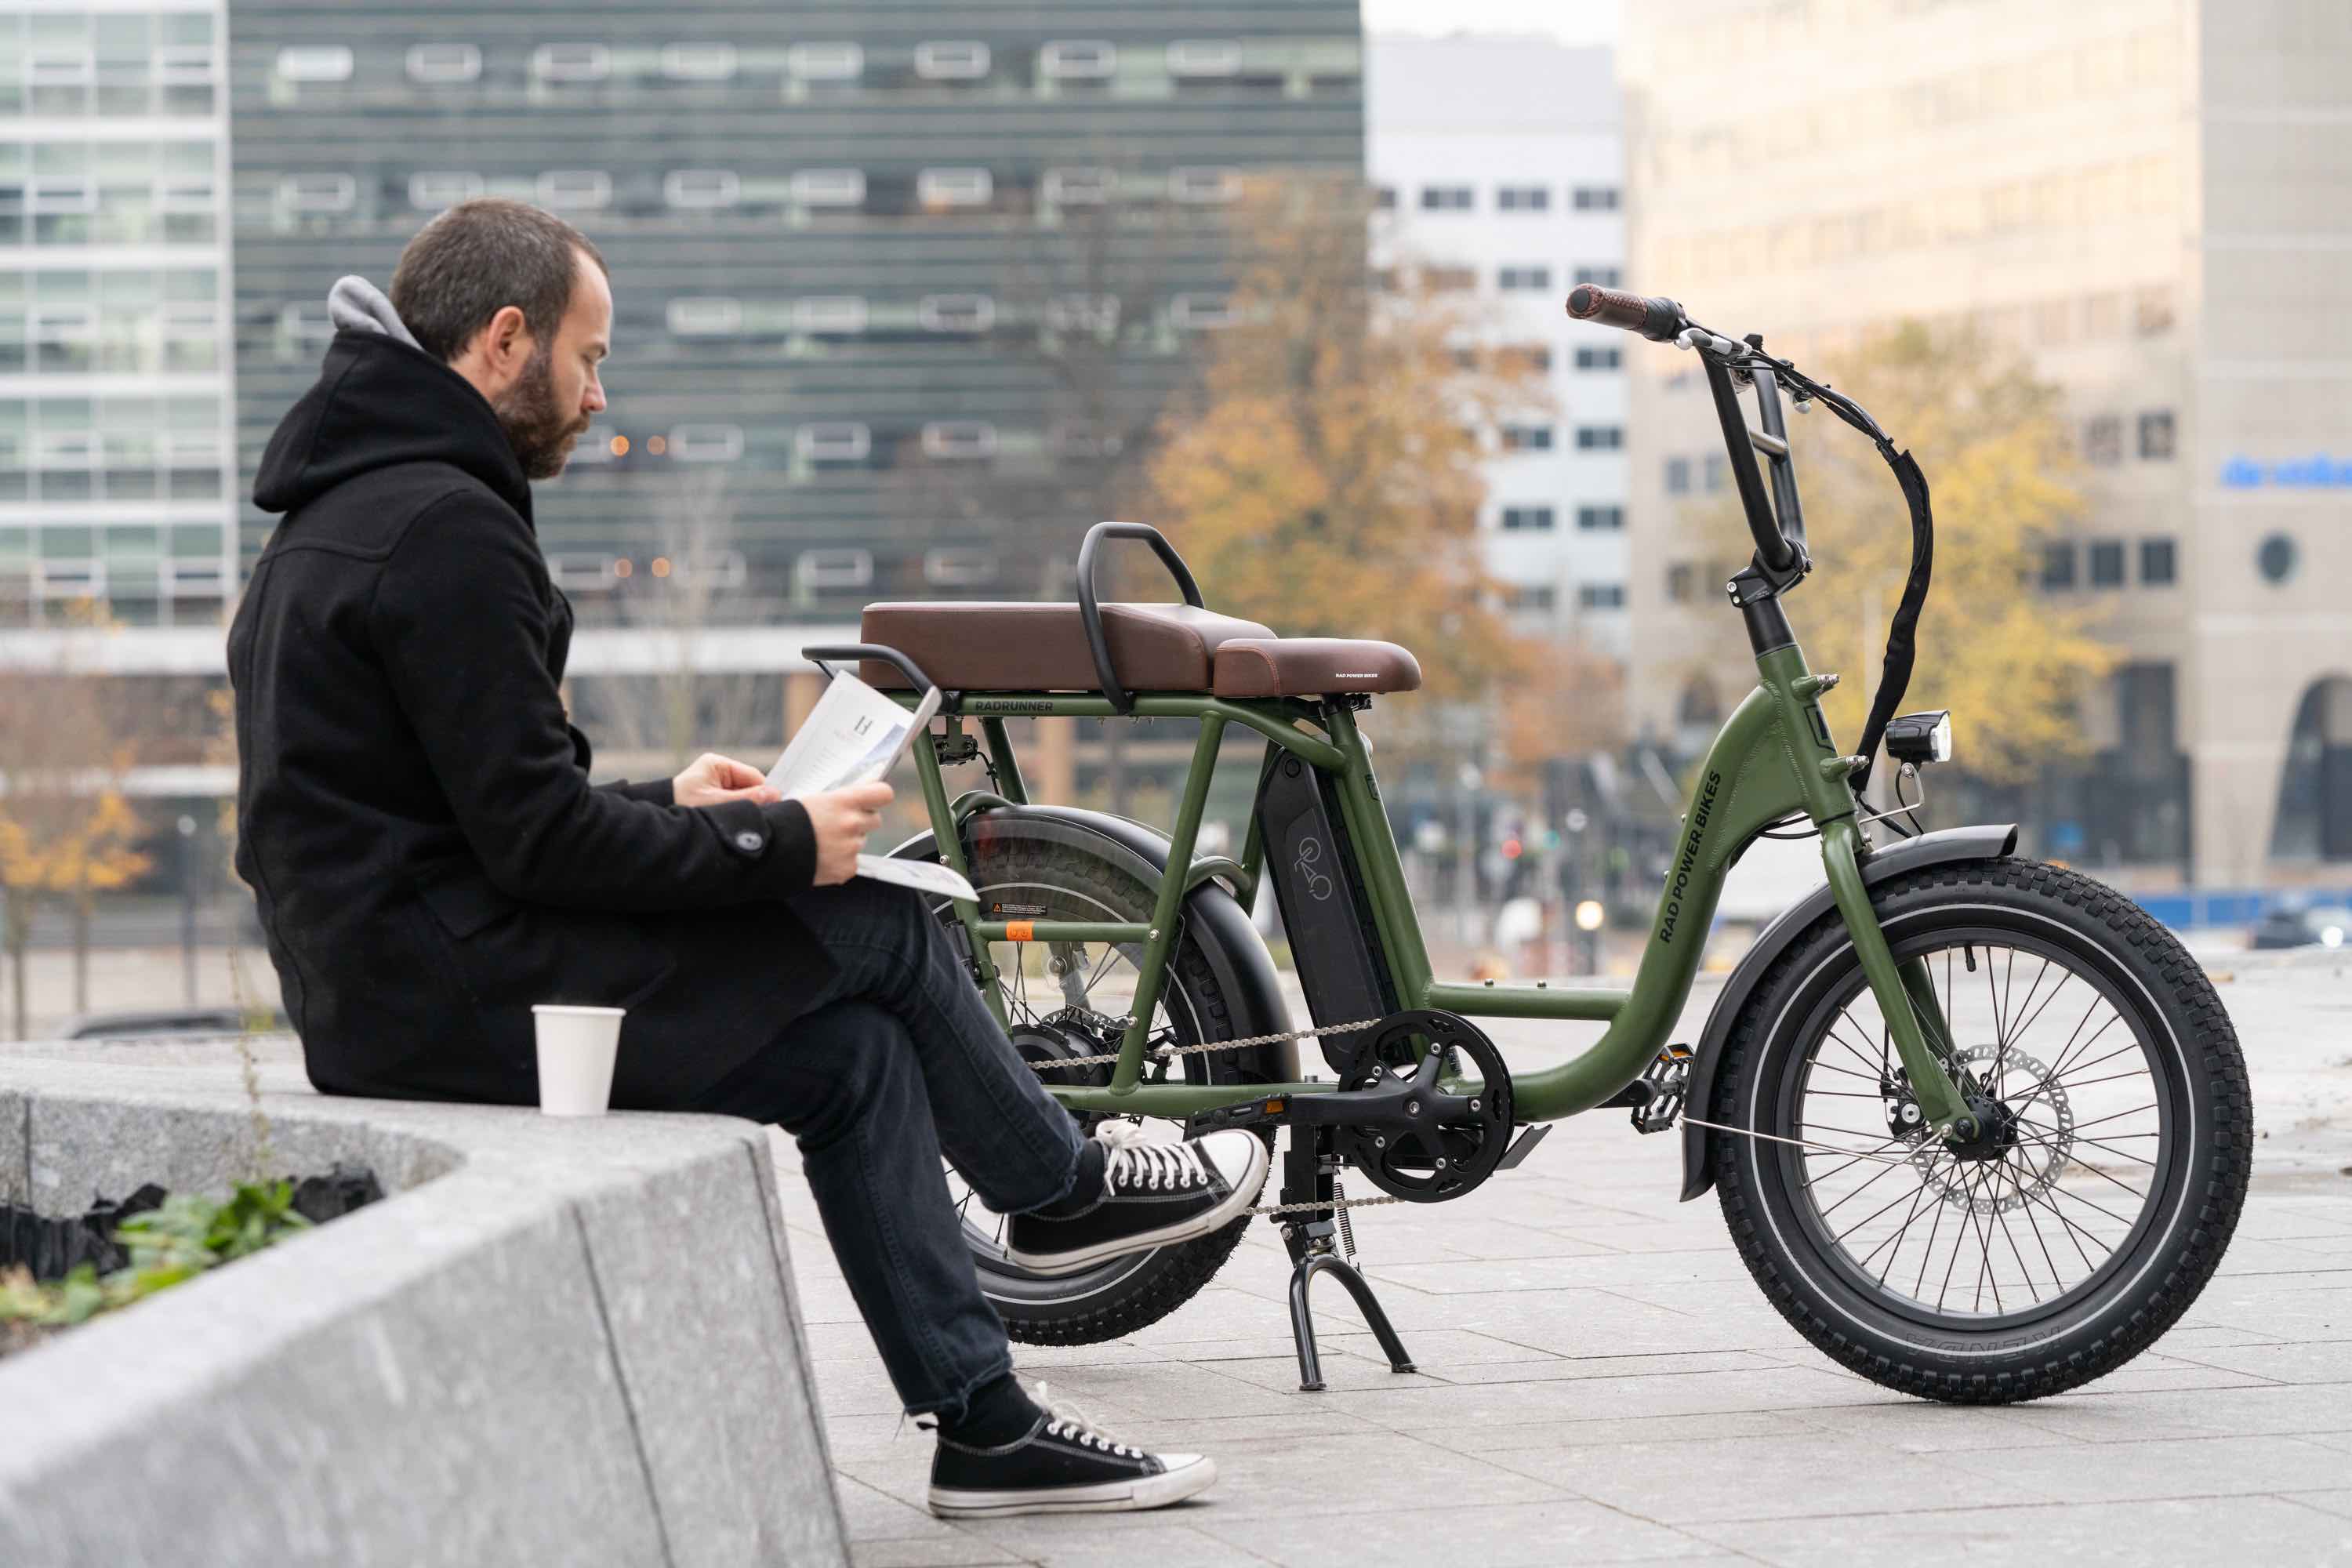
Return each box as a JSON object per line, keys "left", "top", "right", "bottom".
{"left": 928, "top": 1454, "right": 1217, "bottom": 1518}
{"left": 1004, "top": 1135, "right": 1271, "bottom": 1277}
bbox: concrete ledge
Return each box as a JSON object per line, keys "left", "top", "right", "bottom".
{"left": 0, "top": 1054, "right": 848, "bottom": 1567}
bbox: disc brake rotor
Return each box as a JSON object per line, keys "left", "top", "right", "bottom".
{"left": 1885, "top": 1044, "right": 2072, "bottom": 1214}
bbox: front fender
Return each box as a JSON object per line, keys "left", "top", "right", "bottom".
{"left": 1678, "top": 822, "right": 2019, "bottom": 1201}
{"left": 887, "top": 804, "right": 1301, "bottom": 1083}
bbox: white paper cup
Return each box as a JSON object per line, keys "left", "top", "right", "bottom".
{"left": 532, "top": 1004, "right": 626, "bottom": 1116}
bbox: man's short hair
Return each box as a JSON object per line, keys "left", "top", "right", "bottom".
{"left": 389, "top": 198, "right": 608, "bottom": 364}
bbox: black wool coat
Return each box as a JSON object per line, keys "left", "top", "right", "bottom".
{"left": 230, "top": 330, "right": 832, "bottom": 1106}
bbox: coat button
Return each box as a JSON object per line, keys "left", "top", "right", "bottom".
{"left": 734, "top": 830, "right": 764, "bottom": 852}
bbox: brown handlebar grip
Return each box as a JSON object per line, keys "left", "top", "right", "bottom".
{"left": 1565, "top": 285, "right": 1684, "bottom": 343}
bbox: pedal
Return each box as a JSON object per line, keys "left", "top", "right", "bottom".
{"left": 1185, "top": 1094, "right": 1296, "bottom": 1137}
{"left": 1630, "top": 1044, "right": 1694, "bottom": 1134}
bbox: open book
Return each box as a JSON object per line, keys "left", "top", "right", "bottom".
{"left": 768, "top": 670, "right": 978, "bottom": 902}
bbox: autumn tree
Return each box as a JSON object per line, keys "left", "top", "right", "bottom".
{"left": 1686, "top": 322, "right": 2112, "bottom": 787}
{"left": 1145, "top": 176, "right": 1547, "bottom": 713}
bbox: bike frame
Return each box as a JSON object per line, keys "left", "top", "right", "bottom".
{"left": 902, "top": 641, "right": 1969, "bottom": 1134}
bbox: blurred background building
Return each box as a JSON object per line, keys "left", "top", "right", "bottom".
{"left": 227, "top": 1, "right": 1363, "bottom": 629}
{"left": 1623, "top": 0, "right": 2352, "bottom": 902}
{"left": 0, "top": 0, "right": 236, "bottom": 633}
{"left": 1367, "top": 34, "right": 1628, "bottom": 655}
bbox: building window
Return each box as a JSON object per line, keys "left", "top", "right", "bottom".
{"left": 1051, "top": 420, "right": 1122, "bottom": 458}
{"left": 1497, "top": 265, "right": 1552, "bottom": 292}
{"left": 154, "top": 176, "right": 218, "bottom": 212}
{"left": 1573, "top": 265, "right": 1621, "bottom": 288}
{"left": 669, "top": 425, "right": 745, "bottom": 463}
{"left": 1702, "top": 452, "right": 1726, "bottom": 491}
{"left": 662, "top": 42, "right": 739, "bottom": 81}
{"left": 1166, "top": 39, "right": 1241, "bottom": 77}
{"left": 278, "top": 173, "right": 356, "bottom": 213}
{"left": 547, "top": 554, "right": 619, "bottom": 593}
{"left": 667, "top": 297, "right": 742, "bottom": 336}
{"left": 1419, "top": 185, "right": 1473, "bottom": 212}
{"left": 793, "top": 296, "right": 869, "bottom": 334}
{"left": 406, "top": 43, "right": 481, "bottom": 84}
{"left": 1044, "top": 167, "right": 1112, "bottom": 205}
{"left": 664, "top": 169, "right": 740, "bottom": 209}
{"left": 918, "top": 294, "right": 994, "bottom": 332}
{"left": 1423, "top": 265, "right": 1476, "bottom": 292}
{"left": 2138, "top": 409, "right": 2176, "bottom": 460}
{"left": 27, "top": 176, "right": 95, "bottom": 214}
{"left": 1497, "top": 343, "right": 1552, "bottom": 372}
{"left": 1171, "top": 293, "right": 1236, "bottom": 330}
{"left": 1373, "top": 185, "right": 1397, "bottom": 209}
{"left": 276, "top": 46, "right": 354, "bottom": 82}
{"left": 797, "top": 423, "right": 872, "bottom": 463}
{"left": 1500, "top": 506, "right": 1555, "bottom": 532}
{"left": 1572, "top": 186, "right": 1621, "bottom": 210}
{"left": 1578, "top": 426, "right": 1625, "bottom": 451}
{"left": 914, "top": 41, "right": 989, "bottom": 80}
{"left": 1169, "top": 168, "right": 1241, "bottom": 204}
{"left": 788, "top": 42, "right": 863, "bottom": 80}
{"left": 2257, "top": 532, "right": 2297, "bottom": 585}
{"left": 408, "top": 171, "right": 483, "bottom": 209}
{"left": 26, "top": 49, "right": 93, "bottom": 88}
{"left": 923, "top": 421, "right": 999, "bottom": 459}
{"left": 1048, "top": 294, "right": 1120, "bottom": 332}
{"left": 537, "top": 170, "right": 611, "bottom": 210}
{"left": 1668, "top": 563, "right": 1694, "bottom": 602}
{"left": 1496, "top": 185, "right": 1549, "bottom": 212}
{"left": 790, "top": 169, "right": 866, "bottom": 207}
{"left": 1664, "top": 456, "right": 1691, "bottom": 494}
{"left": 1503, "top": 584, "right": 1557, "bottom": 611}
{"left": 1040, "top": 40, "right": 1116, "bottom": 79}
{"left": 2083, "top": 415, "right": 2121, "bottom": 466}
{"left": 1574, "top": 344, "right": 1621, "bottom": 371}
{"left": 153, "top": 47, "right": 216, "bottom": 87}
{"left": 532, "top": 43, "right": 610, "bottom": 82}
{"left": 924, "top": 547, "right": 997, "bottom": 587}
{"left": 2140, "top": 536, "right": 2177, "bottom": 586}
{"left": 2042, "top": 541, "right": 2077, "bottom": 590}
{"left": 1579, "top": 583, "right": 1626, "bottom": 609}
{"left": 2088, "top": 539, "right": 2125, "bottom": 588}
{"left": 1501, "top": 424, "right": 1554, "bottom": 452}
{"left": 797, "top": 548, "right": 873, "bottom": 590}
{"left": 1577, "top": 506, "right": 1624, "bottom": 531}
{"left": 917, "top": 168, "right": 993, "bottom": 208}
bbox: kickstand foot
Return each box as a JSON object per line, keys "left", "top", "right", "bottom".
{"left": 1288, "top": 1250, "right": 1416, "bottom": 1392}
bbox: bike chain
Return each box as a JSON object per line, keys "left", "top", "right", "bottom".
{"left": 1022, "top": 1016, "right": 1403, "bottom": 1216}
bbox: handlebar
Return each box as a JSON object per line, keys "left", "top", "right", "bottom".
{"left": 1564, "top": 285, "right": 1686, "bottom": 343}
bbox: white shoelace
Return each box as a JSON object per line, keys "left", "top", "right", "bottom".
{"left": 1032, "top": 1381, "right": 1143, "bottom": 1460}
{"left": 1094, "top": 1120, "right": 1212, "bottom": 1193}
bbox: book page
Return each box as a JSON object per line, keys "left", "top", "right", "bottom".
{"left": 768, "top": 671, "right": 940, "bottom": 797}
{"left": 856, "top": 853, "right": 978, "bottom": 903}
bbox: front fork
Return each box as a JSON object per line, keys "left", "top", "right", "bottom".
{"left": 1820, "top": 817, "right": 1974, "bottom": 1137}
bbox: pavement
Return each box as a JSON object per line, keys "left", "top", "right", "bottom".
{"left": 776, "top": 950, "right": 2352, "bottom": 1568}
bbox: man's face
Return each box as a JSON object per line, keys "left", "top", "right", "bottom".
{"left": 493, "top": 252, "right": 611, "bottom": 480}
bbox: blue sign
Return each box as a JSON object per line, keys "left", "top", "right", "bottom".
{"left": 2220, "top": 455, "right": 2352, "bottom": 488}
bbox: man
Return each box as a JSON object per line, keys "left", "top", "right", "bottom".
{"left": 229, "top": 198, "right": 1269, "bottom": 1518}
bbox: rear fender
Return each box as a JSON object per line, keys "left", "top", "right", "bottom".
{"left": 1679, "top": 822, "right": 2020, "bottom": 1201}
{"left": 887, "top": 804, "right": 1301, "bottom": 1083}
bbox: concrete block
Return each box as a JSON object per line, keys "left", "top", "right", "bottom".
{"left": 0, "top": 1091, "right": 26, "bottom": 1207}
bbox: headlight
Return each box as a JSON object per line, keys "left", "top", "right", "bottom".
{"left": 1884, "top": 710, "right": 1954, "bottom": 768}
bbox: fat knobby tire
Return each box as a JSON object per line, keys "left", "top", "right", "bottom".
{"left": 1710, "top": 856, "right": 2252, "bottom": 1403}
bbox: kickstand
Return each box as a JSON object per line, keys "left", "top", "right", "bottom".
{"left": 1278, "top": 1127, "right": 1416, "bottom": 1392}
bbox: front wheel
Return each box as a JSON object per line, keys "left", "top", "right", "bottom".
{"left": 1712, "top": 857, "right": 2250, "bottom": 1403}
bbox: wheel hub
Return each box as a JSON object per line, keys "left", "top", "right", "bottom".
{"left": 1884, "top": 1044, "right": 2072, "bottom": 1214}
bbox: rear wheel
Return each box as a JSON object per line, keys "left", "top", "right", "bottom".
{"left": 927, "top": 831, "right": 1275, "bottom": 1345}
{"left": 1712, "top": 858, "right": 2250, "bottom": 1403}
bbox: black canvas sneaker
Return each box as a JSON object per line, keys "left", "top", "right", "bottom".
{"left": 1005, "top": 1124, "right": 1270, "bottom": 1277}
{"left": 928, "top": 1385, "right": 1215, "bottom": 1519}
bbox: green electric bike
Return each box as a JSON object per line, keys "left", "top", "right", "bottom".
{"left": 808, "top": 284, "right": 2250, "bottom": 1403}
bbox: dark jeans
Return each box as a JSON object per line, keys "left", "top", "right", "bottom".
{"left": 691, "top": 877, "right": 1084, "bottom": 1421}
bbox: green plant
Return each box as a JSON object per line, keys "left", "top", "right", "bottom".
{"left": 0, "top": 1181, "right": 310, "bottom": 1331}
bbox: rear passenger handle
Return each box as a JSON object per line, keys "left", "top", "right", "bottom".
{"left": 803, "top": 642, "right": 941, "bottom": 695}
{"left": 1075, "top": 521, "right": 1206, "bottom": 715}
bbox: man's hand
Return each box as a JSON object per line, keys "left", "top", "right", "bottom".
{"left": 805, "top": 782, "right": 893, "bottom": 885}
{"left": 671, "top": 753, "right": 781, "bottom": 810}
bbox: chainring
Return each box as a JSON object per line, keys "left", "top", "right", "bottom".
{"left": 1331, "top": 1010, "right": 1514, "bottom": 1203}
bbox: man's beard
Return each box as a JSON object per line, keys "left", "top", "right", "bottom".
{"left": 492, "top": 343, "right": 589, "bottom": 480}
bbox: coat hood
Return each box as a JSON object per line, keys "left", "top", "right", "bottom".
{"left": 252, "top": 295, "right": 531, "bottom": 522}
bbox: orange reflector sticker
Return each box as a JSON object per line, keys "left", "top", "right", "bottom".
{"left": 1006, "top": 920, "right": 1034, "bottom": 942}
{"left": 1263, "top": 1098, "right": 1285, "bottom": 1114}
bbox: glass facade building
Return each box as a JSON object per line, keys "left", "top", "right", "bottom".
{"left": 0, "top": 0, "right": 236, "bottom": 630}
{"left": 227, "top": 2, "right": 1364, "bottom": 624}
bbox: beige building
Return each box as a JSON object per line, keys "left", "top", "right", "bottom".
{"left": 1621, "top": 0, "right": 2352, "bottom": 895}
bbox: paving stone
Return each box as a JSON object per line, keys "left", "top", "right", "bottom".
{"left": 1686, "top": 1496, "right": 2352, "bottom": 1566}
{"left": 850, "top": 1537, "right": 1028, "bottom": 1568}
{"left": 1936, "top": 1432, "right": 2352, "bottom": 1504}
{"left": 1193, "top": 1497, "right": 1705, "bottom": 1566}
{"left": 2285, "top": 1490, "right": 2352, "bottom": 1523}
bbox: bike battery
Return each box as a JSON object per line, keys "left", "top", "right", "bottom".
{"left": 1253, "top": 748, "right": 1399, "bottom": 1069}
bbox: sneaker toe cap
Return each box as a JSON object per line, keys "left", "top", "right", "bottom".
{"left": 1197, "top": 1131, "right": 1269, "bottom": 1192}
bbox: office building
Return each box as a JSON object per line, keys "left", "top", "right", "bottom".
{"left": 0, "top": 0, "right": 237, "bottom": 632}
{"left": 1623, "top": 0, "right": 2352, "bottom": 891}
{"left": 1367, "top": 35, "right": 1628, "bottom": 655}
{"left": 227, "top": 3, "right": 1365, "bottom": 630}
